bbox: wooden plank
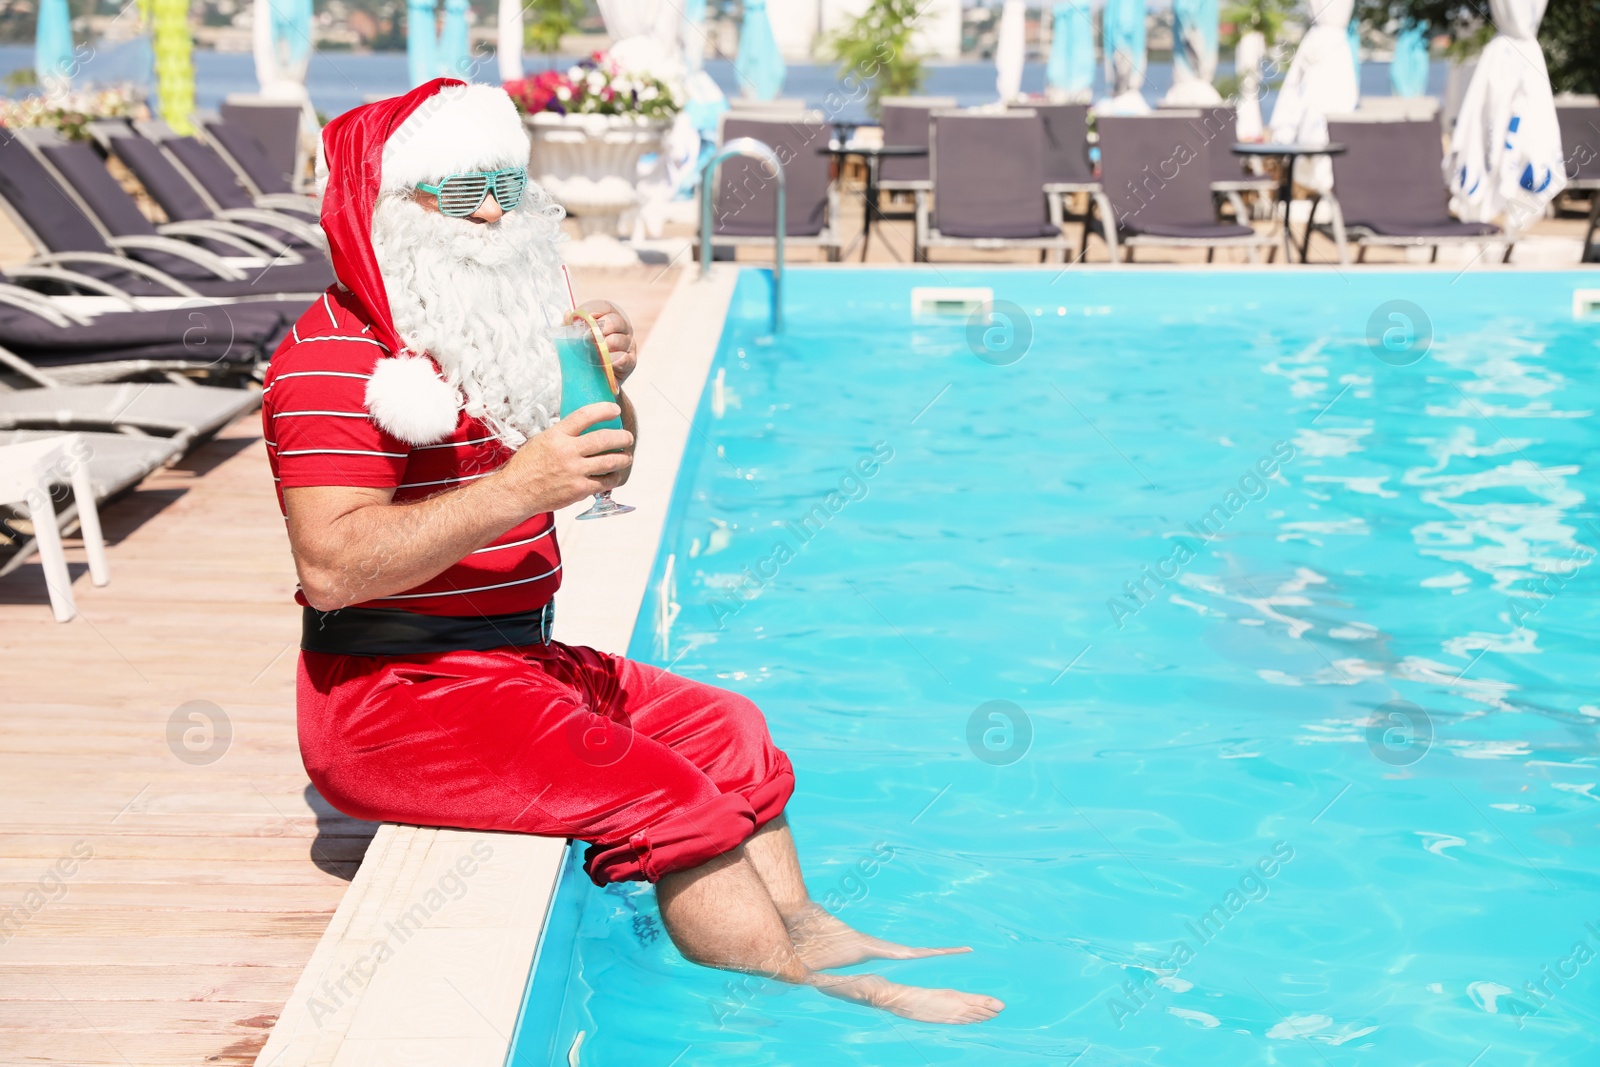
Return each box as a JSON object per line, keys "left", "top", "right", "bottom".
{"left": 0, "top": 265, "right": 677, "bottom": 1065}
{"left": 0, "top": 1032, "right": 267, "bottom": 1065}
{"left": 0, "top": 860, "right": 356, "bottom": 886}
{"left": 0, "top": 964, "right": 299, "bottom": 1002}
{"left": 0, "top": 835, "right": 372, "bottom": 862}
{"left": 0, "top": 999, "right": 283, "bottom": 1032}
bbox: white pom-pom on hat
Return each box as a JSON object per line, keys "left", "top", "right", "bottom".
{"left": 364, "top": 355, "right": 460, "bottom": 445}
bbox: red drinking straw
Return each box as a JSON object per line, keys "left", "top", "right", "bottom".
{"left": 560, "top": 263, "right": 578, "bottom": 311}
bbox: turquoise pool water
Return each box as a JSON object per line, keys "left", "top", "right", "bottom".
{"left": 511, "top": 268, "right": 1600, "bottom": 1066}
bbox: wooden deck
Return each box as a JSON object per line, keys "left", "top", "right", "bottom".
{"left": 0, "top": 266, "right": 676, "bottom": 1066}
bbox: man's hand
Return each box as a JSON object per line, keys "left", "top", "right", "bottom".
{"left": 495, "top": 402, "right": 634, "bottom": 511}
{"left": 576, "top": 299, "right": 637, "bottom": 386}
{"left": 283, "top": 405, "right": 634, "bottom": 611}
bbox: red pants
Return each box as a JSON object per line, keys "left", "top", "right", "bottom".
{"left": 296, "top": 641, "right": 795, "bottom": 884}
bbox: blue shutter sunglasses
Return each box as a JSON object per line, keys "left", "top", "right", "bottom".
{"left": 414, "top": 166, "right": 529, "bottom": 217}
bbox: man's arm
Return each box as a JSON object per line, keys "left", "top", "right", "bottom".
{"left": 286, "top": 403, "right": 631, "bottom": 611}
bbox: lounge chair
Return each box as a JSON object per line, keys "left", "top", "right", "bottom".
{"left": 1554, "top": 104, "right": 1600, "bottom": 262}
{"left": 1009, "top": 101, "right": 1098, "bottom": 225}
{"left": 218, "top": 99, "right": 310, "bottom": 193}
{"left": 878, "top": 96, "right": 958, "bottom": 210}
{"left": 1317, "top": 115, "right": 1503, "bottom": 264}
{"left": 917, "top": 109, "right": 1069, "bottom": 262}
{"left": 30, "top": 127, "right": 309, "bottom": 264}
{"left": 704, "top": 114, "right": 843, "bottom": 261}
{"left": 95, "top": 126, "right": 324, "bottom": 255}
{"left": 0, "top": 433, "right": 109, "bottom": 620}
{"left": 0, "top": 280, "right": 284, "bottom": 384}
{"left": 201, "top": 111, "right": 310, "bottom": 201}
{"left": 1163, "top": 104, "right": 1276, "bottom": 220}
{"left": 138, "top": 120, "right": 319, "bottom": 219}
{"left": 16, "top": 127, "right": 328, "bottom": 279}
{"left": 0, "top": 128, "right": 330, "bottom": 301}
{"left": 0, "top": 342, "right": 261, "bottom": 442}
{"left": 1085, "top": 113, "right": 1276, "bottom": 263}
{"left": 0, "top": 428, "right": 184, "bottom": 588}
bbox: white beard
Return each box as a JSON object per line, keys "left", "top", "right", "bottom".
{"left": 370, "top": 190, "right": 568, "bottom": 447}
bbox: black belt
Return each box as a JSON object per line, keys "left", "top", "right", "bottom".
{"left": 301, "top": 602, "right": 554, "bottom": 656}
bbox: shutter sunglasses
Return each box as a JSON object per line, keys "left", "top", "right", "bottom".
{"left": 414, "top": 166, "right": 529, "bottom": 217}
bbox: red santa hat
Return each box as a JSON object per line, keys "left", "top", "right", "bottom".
{"left": 316, "top": 79, "right": 533, "bottom": 445}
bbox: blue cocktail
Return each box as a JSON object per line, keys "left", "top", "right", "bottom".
{"left": 554, "top": 313, "right": 633, "bottom": 520}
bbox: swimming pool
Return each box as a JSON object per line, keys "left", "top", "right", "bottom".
{"left": 510, "top": 267, "right": 1600, "bottom": 1066}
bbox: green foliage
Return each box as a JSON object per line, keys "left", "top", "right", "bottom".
{"left": 1541, "top": 0, "right": 1600, "bottom": 95}
{"left": 525, "top": 0, "right": 582, "bottom": 58}
{"left": 1357, "top": 0, "right": 1598, "bottom": 95}
{"left": 825, "top": 0, "right": 926, "bottom": 119}
{"left": 1222, "top": 0, "right": 1296, "bottom": 45}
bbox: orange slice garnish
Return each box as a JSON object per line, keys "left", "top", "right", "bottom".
{"left": 563, "top": 309, "right": 619, "bottom": 395}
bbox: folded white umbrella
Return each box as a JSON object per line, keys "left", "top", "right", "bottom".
{"left": 1268, "top": 0, "right": 1359, "bottom": 192}
{"left": 1444, "top": 0, "right": 1566, "bottom": 230}
{"left": 995, "top": 0, "right": 1027, "bottom": 103}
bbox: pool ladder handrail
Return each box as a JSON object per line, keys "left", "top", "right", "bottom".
{"left": 699, "top": 137, "right": 783, "bottom": 331}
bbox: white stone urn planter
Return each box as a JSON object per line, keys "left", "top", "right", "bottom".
{"left": 525, "top": 112, "right": 671, "bottom": 266}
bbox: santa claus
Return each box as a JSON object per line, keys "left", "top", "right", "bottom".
{"left": 263, "top": 79, "right": 1002, "bottom": 1024}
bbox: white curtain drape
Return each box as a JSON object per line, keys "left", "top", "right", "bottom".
{"left": 1444, "top": 0, "right": 1566, "bottom": 228}
{"left": 1268, "top": 0, "right": 1358, "bottom": 191}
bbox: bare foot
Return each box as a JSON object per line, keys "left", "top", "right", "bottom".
{"left": 812, "top": 972, "right": 1005, "bottom": 1025}
{"left": 785, "top": 903, "right": 971, "bottom": 970}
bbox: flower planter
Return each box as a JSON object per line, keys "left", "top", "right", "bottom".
{"left": 525, "top": 112, "right": 671, "bottom": 265}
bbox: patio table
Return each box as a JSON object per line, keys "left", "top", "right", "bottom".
{"left": 818, "top": 143, "right": 929, "bottom": 263}
{"left": 1232, "top": 142, "right": 1348, "bottom": 264}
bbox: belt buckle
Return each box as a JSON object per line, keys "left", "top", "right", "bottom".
{"left": 540, "top": 602, "right": 554, "bottom": 645}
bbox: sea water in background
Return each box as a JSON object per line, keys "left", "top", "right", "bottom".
{"left": 514, "top": 268, "right": 1600, "bottom": 1066}
{"left": 0, "top": 47, "right": 1446, "bottom": 123}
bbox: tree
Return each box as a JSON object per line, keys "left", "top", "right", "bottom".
{"left": 526, "top": 0, "right": 583, "bottom": 62}
{"left": 826, "top": 0, "right": 927, "bottom": 119}
{"left": 1222, "top": 0, "right": 1296, "bottom": 45}
{"left": 1356, "top": 0, "right": 1598, "bottom": 95}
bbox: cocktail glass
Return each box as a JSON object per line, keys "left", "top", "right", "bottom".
{"left": 554, "top": 311, "right": 635, "bottom": 520}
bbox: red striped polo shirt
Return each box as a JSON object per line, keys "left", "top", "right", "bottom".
{"left": 261, "top": 286, "right": 561, "bottom": 617}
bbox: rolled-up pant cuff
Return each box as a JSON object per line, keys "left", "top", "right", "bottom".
{"left": 584, "top": 791, "right": 756, "bottom": 884}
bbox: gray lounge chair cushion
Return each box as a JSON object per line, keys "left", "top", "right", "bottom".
{"left": 0, "top": 130, "right": 331, "bottom": 297}
{"left": 1132, "top": 221, "right": 1256, "bottom": 239}
{"left": 0, "top": 382, "right": 259, "bottom": 439}
{"left": 1326, "top": 119, "right": 1500, "bottom": 240}
{"left": 207, "top": 116, "right": 297, "bottom": 195}
{"left": 1351, "top": 218, "right": 1501, "bottom": 238}
{"left": 933, "top": 113, "right": 1057, "bottom": 239}
{"left": 1555, "top": 107, "right": 1600, "bottom": 184}
{"left": 1098, "top": 115, "right": 1233, "bottom": 238}
{"left": 1026, "top": 103, "right": 1095, "bottom": 186}
{"left": 165, "top": 136, "right": 260, "bottom": 210}
{"left": 109, "top": 135, "right": 318, "bottom": 251}
{"left": 216, "top": 105, "right": 302, "bottom": 192}
{"left": 713, "top": 118, "right": 832, "bottom": 237}
{"left": 0, "top": 298, "right": 287, "bottom": 368}
{"left": 879, "top": 103, "right": 938, "bottom": 184}
{"left": 0, "top": 132, "right": 112, "bottom": 254}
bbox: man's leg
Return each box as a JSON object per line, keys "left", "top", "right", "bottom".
{"left": 742, "top": 815, "right": 974, "bottom": 970}
{"left": 656, "top": 842, "right": 1005, "bottom": 1025}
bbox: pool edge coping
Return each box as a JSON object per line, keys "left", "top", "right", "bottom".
{"left": 252, "top": 264, "right": 742, "bottom": 1067}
